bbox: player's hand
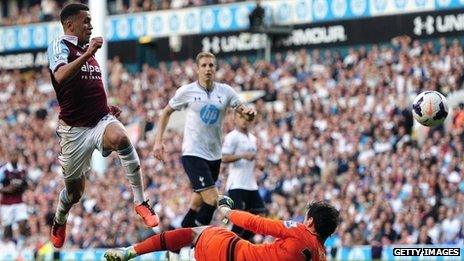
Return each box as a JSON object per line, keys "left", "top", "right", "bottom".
{"left": 153, "top": 142, "right": 165, "bottom": 161}
{"left": 242, "top": 152, "right": 255, "bottom": 161}
{"left": 218, "top": 195, "right": 234, "bottom": 223}
{"left": 86, "top": 37, "right": 103, "bottom": 56}
{"left": 109, "top": 105, "right": 122, "bottom": 118}
{"left": 241, "top": 106, "right": 256, "bottom": 121}
{"left": 218, "top": 195, "right": 234, "bottom": 209}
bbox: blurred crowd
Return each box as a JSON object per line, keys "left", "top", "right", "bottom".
{"left": 0, "top": 36, "right": 464, "bottom": 257}
{"left": 0, "top": 0, "right": 242, "bottom": 26}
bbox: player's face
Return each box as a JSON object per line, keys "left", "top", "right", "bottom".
{"left": 72, "top": 11, "right": 93, "bottom": 44}
{"left": 197, "top": 57, "right": 216, "bottom": 82}
{"left": 236, "top": 114, "right": 253, "bottom": 129}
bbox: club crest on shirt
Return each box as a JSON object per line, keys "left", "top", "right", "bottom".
{"left": 200, "top": 104, "right": 220, "bottom": 125}
{"left": 199, "top": 176, "right": 205, "bottom": 186}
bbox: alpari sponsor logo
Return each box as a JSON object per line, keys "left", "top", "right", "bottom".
{"left": 413, "top": 13, "right": 464, "bottom": 36}
{"left": 80, "top": 62, "right": 102, "bottom": 80}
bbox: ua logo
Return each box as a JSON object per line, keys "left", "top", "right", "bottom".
{"left": 217, "top": 95, "right": 222, "bottom": 103}
{"left": 199, "top": 176, "right": 205, "bottom": 186}
{"left": 413, "top": 16, "right": 435, "bottom": 36}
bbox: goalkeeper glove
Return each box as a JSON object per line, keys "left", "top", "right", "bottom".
{"left": 218, "top": 195, "right": 234, "bottom": 209}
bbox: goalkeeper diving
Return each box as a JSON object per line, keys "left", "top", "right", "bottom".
{"left": 104, "top": 195, "right": 340, "bottom": 261}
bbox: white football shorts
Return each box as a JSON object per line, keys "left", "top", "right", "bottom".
{"left": 1, "top": 203, "right": 28, "bottom": 226}
{"left": 56, "top": 114, "right": 122, "bottom": 180}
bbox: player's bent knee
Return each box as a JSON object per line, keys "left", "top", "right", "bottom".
{"left": 104, "top": 124, "right": 130, "bottom": 150}
{"left": 105, "top": 131, "right": 130, "bottom": 149}
{"left": 114, "top": 133, "right": 131, "bottom": 149}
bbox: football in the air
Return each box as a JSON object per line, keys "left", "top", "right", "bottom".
{"left": 412, "top": 91, "right": 449, "bottom": 127}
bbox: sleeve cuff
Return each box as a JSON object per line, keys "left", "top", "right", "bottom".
{"left": 52, "top": 61, "right": 67, "bottom": 73}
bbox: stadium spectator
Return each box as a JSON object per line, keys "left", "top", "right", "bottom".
{"left": 453, "top": 103, "right": 464, "bottom": 130}
{"left": 249, "top": 0, "right": 265, "bottom": 30}
{"left": 0, "top": 149, "right": 30, "bottom": 243}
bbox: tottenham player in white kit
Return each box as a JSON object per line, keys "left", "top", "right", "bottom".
{"left": 222, "top": 112, "right": 266, "bottom": 241}
{"left": 154, "top": 52, "right": 256, "bottom": 228}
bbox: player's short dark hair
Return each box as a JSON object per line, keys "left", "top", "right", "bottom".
{"left": 306, "top": 202, "right": 340, "bottom": 243}
{"left": 60, "top": 3, "right": 89, "bottom": 23}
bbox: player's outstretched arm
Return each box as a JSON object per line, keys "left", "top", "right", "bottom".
{"left": 153, "top": 105, "right": 175, "bottom": 161}
{"left": 53, "top": 52, "right": 91, "bottom": 84}
{"left": 218, "top": 195, "right": 294, "bottom": 239}
{"left": 53, "top": 37, "right": 103, "bottom": 84}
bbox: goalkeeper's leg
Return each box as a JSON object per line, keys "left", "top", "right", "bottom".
{"left": 104, "top": 226, "right": 208, "bottom": 261}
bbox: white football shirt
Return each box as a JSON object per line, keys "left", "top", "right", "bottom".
{"left": 169, "top": 81, "right": 242, "bottom": 160}
{"left": 222, "top": 129, "right": 258, "bottom": 190}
